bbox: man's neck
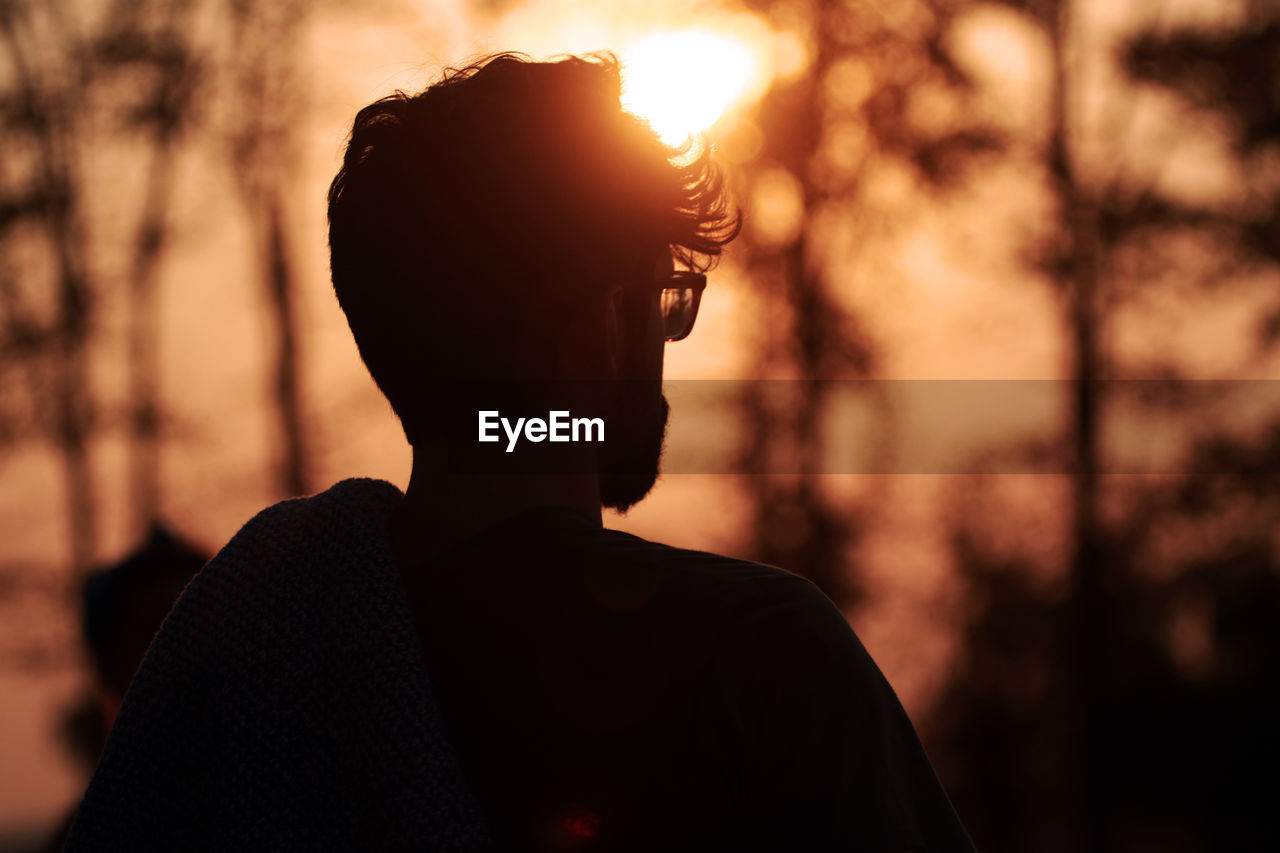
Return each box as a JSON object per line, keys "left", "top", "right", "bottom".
{"left": 389, "top": 450, "right": 603, "bottom": 570}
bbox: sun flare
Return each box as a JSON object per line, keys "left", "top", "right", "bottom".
{"left": 621, "top": 30, "right": 759, "bottom": 146}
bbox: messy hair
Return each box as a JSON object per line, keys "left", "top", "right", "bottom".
{"left": 327, "top": 52, "right": 740, "bottom": 440}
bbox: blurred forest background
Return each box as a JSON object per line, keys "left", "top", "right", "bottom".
{"left": 2, "top": 0, "right": 1278, "bottom": 850}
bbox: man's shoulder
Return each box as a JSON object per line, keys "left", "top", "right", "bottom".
{"left": 575, "top": 525, "right": 850, "bottom": 637}
{"left": 457, "top": 509, "right": 858, "bottom": 658}
{"left": 586, "top": 522, "right": 814, "bottom": 589}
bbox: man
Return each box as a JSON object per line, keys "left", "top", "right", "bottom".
{"left": 70, "top": 53, "right": 973, "bottom": 851}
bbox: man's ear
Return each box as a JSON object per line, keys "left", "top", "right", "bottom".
{"left": 554, "top": 283, "right": 625, "bottom": 380}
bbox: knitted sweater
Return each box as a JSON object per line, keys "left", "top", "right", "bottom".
{"left": 66, "top": 478, "right": 493, "bottom": 851}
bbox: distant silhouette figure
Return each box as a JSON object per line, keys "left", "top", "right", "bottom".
{"left": 68, "top": 53, "right": 973, "bottom": 851}
{"left": 80, "top": 526, "right": 208, "bottom": 718}
{"left": 46, "top": 525, "right": 206, "bottom": 852}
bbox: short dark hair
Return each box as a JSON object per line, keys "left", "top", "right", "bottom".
{"left": 327, "top": 52, "right": 739, "bottom": 441}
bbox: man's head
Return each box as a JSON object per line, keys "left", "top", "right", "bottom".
{"left": 328, "top": 52, "right": 738, "bottom": 509}
{"left": 83, "top": 525, "right": 207, "bottom": 719}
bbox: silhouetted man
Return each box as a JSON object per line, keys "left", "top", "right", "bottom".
{"left": 69, "top": 53, "right": 974, "bottom": 851}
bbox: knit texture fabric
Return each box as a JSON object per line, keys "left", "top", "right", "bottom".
{"left": 66, "top": 478, "right": 493, "bottom": 851}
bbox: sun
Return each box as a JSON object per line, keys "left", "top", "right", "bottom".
{"left": 621, "top": 30, "right": 759, "bottom": 146}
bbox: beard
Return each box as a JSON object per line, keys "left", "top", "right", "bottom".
{"left": 598, "top": 391, "right": 669, "bottom": 514}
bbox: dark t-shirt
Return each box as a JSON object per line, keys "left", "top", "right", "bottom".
{"left": 401, "top": 507, "right": 974, "bottom": 852}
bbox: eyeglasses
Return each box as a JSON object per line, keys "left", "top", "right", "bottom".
{"left": 657, "top": 271, "right": 707, "bottom": 342}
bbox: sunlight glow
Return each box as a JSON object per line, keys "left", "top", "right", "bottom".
{"left": 621, "top": 30, "right": 759, "bottom": 146}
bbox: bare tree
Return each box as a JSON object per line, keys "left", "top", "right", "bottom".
{"left": 723, "top": 1, "right": 1280, "bottom": 849}
{"left": 0, "top": 0, "right": 209, "bottom": 574}
{"left": 1, "top": 0, "right": 102, "bottom": 572}
{"left": 94, "top": 0, "right": 203, "bottom": 534}
{"left": 730, "top": 0, "right": 1004, "bottom": 603}
{"left": 221, "top": 0, "right": 311, "bottom": 497}
{"left": 925, "top": 1, "right": 1280, "bottom": 849}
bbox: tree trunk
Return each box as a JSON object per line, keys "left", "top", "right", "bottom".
{"left": 263, "top": 193, "right": 308, "bottom": 497}
{"left": 1047, "top": 1, "right": 1108, "bottom": 848}
{"left": 127, "top": 144, "right": 175, "bottom": 534}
